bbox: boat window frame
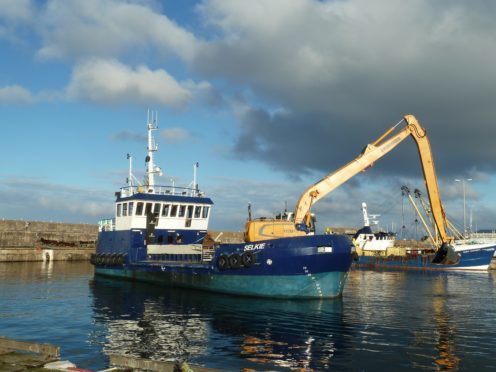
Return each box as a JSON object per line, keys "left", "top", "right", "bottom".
{"left": 136, "top": 202, "right": 144, "bottom": 216}
{"left": 116, "top": 203, "right": 122, "bottom": 217}
{"left": 170, "top": 204, "right": 178, "bottom": 217}
{"left": 145, "top": 202, "right": 153, "bottom": 215}
{"left": 186, "top": 205, "right": 194, "bottom": 219}
{"left": 153, "top": 203, "right": 161, "bottom": 215}
{"left": 178, "top": 205, "right": 186, "bottom": 218}
{"left": 202, "top": 206, "right": 210, "bottom": 219}
{"left": 122, "top": 202, "right": 128, "bottom": 216}
{"left": 128, "top": 202, "right": 134, "bottom": 216}
{"left": 194, "top": 205, "right": 202, "bottom": 218}
{"left": 161, "top": 204, "right": 170, "bottom": 217}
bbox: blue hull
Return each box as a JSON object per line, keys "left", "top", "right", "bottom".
{"left": 95, "top": 267, "right": 348, "bottom": 299}
{"left": 355, "top": 245, "right": 495, "bottom": 271}
{"left": 94, "top": 234, "right": 353, "bottom": 299}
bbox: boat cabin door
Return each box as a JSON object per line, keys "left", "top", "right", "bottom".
{"left": 145, "top": 202, "right": 160, "bottom": 244}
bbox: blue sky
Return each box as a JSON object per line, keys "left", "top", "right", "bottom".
{"left": 1, "top": 0, "right": 496, "bottom": 236}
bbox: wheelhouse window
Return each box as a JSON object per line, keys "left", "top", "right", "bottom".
{"left": 161, "top": 204, "right": 170, "bottom": 217}
{"left": 116, "top": 203, "right": 122, "bottom": 217}
{"left": 170, "top": 205, "right": 178, "bottom": 217}
{"left": 186, "top": 205, "right": 194, "bottom": 219}
{"left": 202, "top": 206, "right": 210, "bottom": 219}
{"left": 145, "top": 203, "right": 153, "bottom": 215}
{"left": 185, "top": 205, "right": 194, "bottom": 227}
{"left": 153, "top": 203, "right": 161, "bottom": 215}
{"left": 178, "top": 205, "right": 186, "bottom": 218}
{"left": 122, "top": 203, "right": 128, "bottom": 216}
{"left": 136, "top": 202, "right": 144, "bottom": 216}
{"left": 128, "top": 202, "right": 134, "bottom": 216}
{"left": 194, "top": 206, "right": 202, "bottom": 218}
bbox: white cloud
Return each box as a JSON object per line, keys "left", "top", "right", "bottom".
{"left": 111, "top": 130, "right": 147, "bottom": 142}
{"left": 196, "top": 0, "right": 496, "bottom": 114}
{"left": 0, "top": 85, "right": 34, "bottom": 104}
{"left": 66, "top": 59, "right": 193, "bottom": 107}
{"left": 0, "top": 0, "right": 35, "bottom": 42}
{"left": 160, "top": 128, "right": 192, "bottom": 144}
{"left": 0, "top": 0, "right": 34, "bottom": 22}
{"left": 0, "top": 176, "right": 113, "bottom": 223}
{"left": 193, "top": 0, "right": 496, "bottom": 179}
{"left": 36, "top": 0, "right": 199, "bottom": 62}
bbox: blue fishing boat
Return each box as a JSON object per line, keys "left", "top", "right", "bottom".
{"left": 353, "top": 189, "right": 496, "bottom": 271}
{"left": 92, "top": 113, "right": 353, "bottom": 299}
{"left": 354, "top": 242, "right": 495, "bottom": 271}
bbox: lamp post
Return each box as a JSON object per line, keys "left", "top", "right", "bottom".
{"left": 455, "top": 178, "right": 472, "bottom": 237}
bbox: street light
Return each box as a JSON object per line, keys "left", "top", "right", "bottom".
{"left": 455, "top": 178, "right": 472, "bottom": 237}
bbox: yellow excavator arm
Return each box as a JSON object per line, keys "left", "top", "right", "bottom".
{"left": 245, "top": 114, "right": 453, "bottom": 246}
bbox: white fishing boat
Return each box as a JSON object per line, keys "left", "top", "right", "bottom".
{"left": 353, "top": 202, "right": 395, "bottom": 252}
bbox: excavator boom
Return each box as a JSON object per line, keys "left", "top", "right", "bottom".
{"left": 245, "top": 114, "right": 453, "bottom": 246}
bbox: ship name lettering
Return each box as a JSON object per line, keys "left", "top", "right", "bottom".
{"left": 244, "top": 243, "right": 266, "bottom": 251}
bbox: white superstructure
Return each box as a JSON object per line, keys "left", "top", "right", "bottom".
{"left": 353, "top": 202, "right": 395, "bottom": 251}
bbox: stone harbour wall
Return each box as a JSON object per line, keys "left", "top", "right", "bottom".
{"left": 0, "top": 220, "right": 98, "bottom": 262}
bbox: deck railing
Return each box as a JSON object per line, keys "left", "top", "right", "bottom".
{"left": 98, "top": 218, "right": 115, "bottom": 232}
{"left": 119, "top": 185, "right": 205, "bottom": 198}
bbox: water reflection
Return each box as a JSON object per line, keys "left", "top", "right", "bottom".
{"left": 432, "top": 276, "right": 460, "bottom": 369}
{"left": 89, "top": 277, "right": 349, "bottom": 370}
{"left": 343, "top": 269, "right": 493, "bottom": 370}
{"left": 1, "top": 262, "right": 493, "bottom": 370}
{"left": 40, "top": 257, "right": 53, "bottom": 278}
{"left": 0, "top": 261, "right": 90, "bottom": 283}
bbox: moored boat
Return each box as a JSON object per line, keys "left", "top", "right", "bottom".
{"left": 92, "top": 113, "right": 353, "bottom": 299}
{"left": 354, "top": 242, "right": 495, "bottom": 271}
{"left": 353, "top": 190, "right": 496, "bottom": 271}
{"left": 353, "top": 202, "right": 395, "bottom": 251}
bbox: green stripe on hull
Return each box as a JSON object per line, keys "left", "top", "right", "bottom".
{"left": 96, "top": 268, "right": 348, "bottom": 299}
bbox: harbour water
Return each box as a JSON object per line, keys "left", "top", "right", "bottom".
{"left": 0, "top": 261, "right": 495, "bottom": 370}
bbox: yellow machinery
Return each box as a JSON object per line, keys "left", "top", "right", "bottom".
{"left": 244, "top": 115, "right": 454, "bottom": 252}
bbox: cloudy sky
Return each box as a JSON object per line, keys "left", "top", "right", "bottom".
{"left": 1, "top": 0, "right": 496, "bottom": 236}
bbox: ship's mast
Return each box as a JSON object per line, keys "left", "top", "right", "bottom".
{"left": 362, "top": 202, "right": 370, "bottom": 227}
{"left": 127, "top": 153, "right": 133, "bottom": 188}
{"left": 145, "top": 110, "right": 161, "bottom": 192}
{"left": 362, "top": 202, "right": 380, "bottom": 228}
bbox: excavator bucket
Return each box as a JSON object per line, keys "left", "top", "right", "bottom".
{"left": 431, "top": 243, "right": 460, "bottom": 265}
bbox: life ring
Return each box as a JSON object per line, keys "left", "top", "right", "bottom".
{"left": 228, "top": 253, "right": 241, "bottom": 269}
{"left": 217, "top": 254, "right": 230, "bottom": 270}
{"left": 241, "top": 251, "right": 256, "bottom": 267}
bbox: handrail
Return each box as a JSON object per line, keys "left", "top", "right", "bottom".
{"left": 120, "top": 185, "right": 205, "bottom": 198}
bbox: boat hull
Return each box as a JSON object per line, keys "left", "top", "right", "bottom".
{"left": 94, "top": 234, "right": 353, "bottom": 299}
{"left": 354, "top": 244, "right": 496, "bottom": 271}
{"left": 95, "top": 267, "right": 349, "bottom": 299}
